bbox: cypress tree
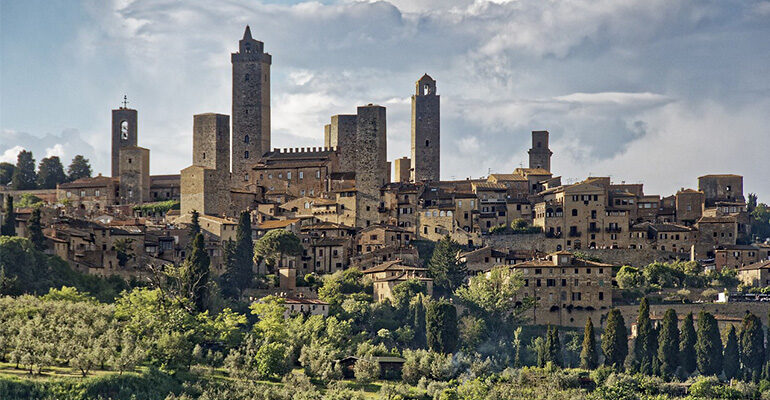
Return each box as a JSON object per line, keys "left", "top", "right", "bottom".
{"left": 580, "top": 317, "right": 598, "bottom": 369}
{"left": 189, "top": 210, "right": 201, "bottom": 239}
{"left": 723, "top": 325, "right": 740, "bottom": 380}
{"left": 634, "top": 298, "right": 657, "bottom": 375}
{"left": 27, "top": 207, "right": 45, "bottom": 250}
{"left": 11, "top": 150, "right": 36, "bottom": 190}
{"left": 187, "top": 233, "right": 210, "bottom": 312}
{"left": 545, "top": 325, "right": 562, "bottom": 367}
{"left": 426, "top": 299, "right": 458, "bottom": 354}
{"left": 680, "top": 312, "right": 697, "bottom": 375}
{"left": 1, "top": 196, "right": 15, "bottom": 236}
{"left": 221, "top": 211, "right": 255, "bottom": 299}
{"left": 36, "top": 156, "right": 67, "bottom": 189}
{"left": 658, "top": 308, "right": 679, "bottom": 378}
{"left": 696, "top": 311, "right": 723, "bottom": 376}
{"left": 66, "top": 155, "right": 92, "bottom": 181}
{"left": 602, "top": 308, "right": 628, "bottom": 370}
{"left": 410, "top": 294, "right": 427, "bottom": 348}
{"left": 740, "top": 312, "right": 764, "bottom": 381}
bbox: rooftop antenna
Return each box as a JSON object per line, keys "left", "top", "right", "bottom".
{"left": 121, "top": 95, "right": 129, "bottom": 109}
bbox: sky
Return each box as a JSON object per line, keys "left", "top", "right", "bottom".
{"left": 1, "top": 0, "right": 769, "bottom": 200}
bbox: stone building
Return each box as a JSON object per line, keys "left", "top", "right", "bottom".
{"left": 737, "top": 260, "right": 770, "bottom": 287}
{"left": 364, "top": 260, "right": 433, "bottom": 302}
{"left": 675, "top": 188, "right": 705, "bottom": 225}
{"left": 698, "top": 174, "right": 744, "bottom": 207}
{"left": 715, "top": 244, "right": 761, "bottom": 270}
{"left": 118, "top": 146, "right": 150, "bottom": 204}
{"left": 111, "top": 105, "right": 137, "bottom": 178}
{"left": 393, "top": 157, "right": 411, "bottom": 183}
{"left": 528, "top": 130, "right": 553, "bottom": 172}
{"left": 181, "top": 113, "right": 231, "bottom": 217}
{"left": 505, "top": 251, "right": 613, "bottom": 327}
{"left": 354, "top": 104, "right": 388, "bottom": 227}
{"left": 252, "top": 148, "right": 338, "bottom": 199}
{"left": 411, "top": 74, "right": 440, "bottom": 182}
{"left": 325, "top": 114, "right": 358, "bottom": 168}
{"left": 57, "top": 175, "right": 119, "bottom": 213}
{"left": 232, "top": 26, "right": 272, "bottom": 184}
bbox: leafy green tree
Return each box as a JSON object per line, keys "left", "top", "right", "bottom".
{"left": 513, "top": 326, "right": 524, "bottom": 368}
{"left": 680, "top": 312, "right": 697, "bottom": 375}
{"left": 221, "top": 211, "right": 254, "bottom": 299}
{"left": 36, "top": 156, "right": 67, "bottom": 189}
{"left": 1, "top": 195, "right": 15, "bottom": 236}
{"left": 112, "top": 238, "right": 134, "bottom": 267}
{"left": 546, "top": 325, "right": 562, "bottom": 367}
{"left": 254, "top": 342, "right": 290, "bottom": 379}
{"left": 253, "top": 229, "right": 302, "bottom": 272}
{"left": 186, "top": 233, "right": 210, "bottom": 312}
{"left": 391, "top": 278, "right": 427, "bottom": 312}
{"left": 0, "top": 162, "right": 14, "bottom": 185}
{"left": 354, "top": 356, "right": 380, "bottom": 383}
{"left": 634, "top": 298, "right": 657, "bottom": 375}
{"left": 426, "top": 299, "right": 458, "bottom": 354}
{"left": 11, "top": 150, "right": 37, "bottom": 190}
{"left": 250, "top": 296, "right": 289, "bottom": 342}
{"left": 580, "top": 317, "right": 598, "bottom": 369}
{"left": 696, "top": 311, "right": 723, "bottom": 376}
{"left": 455, "top": 266, "right": 532, "bottom": 339}
{"left": 616, "top": 265, "right": 642, "bottom": 288}
{"left": 723, "top": 325, "right": 740, "bottom": 380}
{"left": 740, "top": 312, "right": 764, "bottom": 381}
{"left": 428, "top": 236, "right": 467, "bottom": 296}
{"left": 66, "top": 155, "right": 92, "bottom": 181}
{"left": 602, "top": 308, "right": 628, "bottom": 370}
{"left": 27, "top": 207, "right": 45, "bottom": 251}
{"left": 657, "top": 309, "right": 679, "bottom": 378}
{"left": 16, "top": 193, "right": 42, "bottom": 208}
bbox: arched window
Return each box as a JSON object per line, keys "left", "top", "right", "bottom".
{"left": 244, "top": 135, "right": 250, "bottom": 144}
{"left": 244, "top": 151, "right": 249, "bottom": 159}
{"left": 425, "top": 139, "right": 430, "bottom": 147}
{"left": 120, "top": 120, "right": 129, "bottom": 140}
{"left": 439, "top": 211, "right": 445, "bottom": 217}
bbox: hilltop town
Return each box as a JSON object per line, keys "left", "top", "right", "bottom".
{"left": 2, "top": 25, "right": 770, "bottom": 399}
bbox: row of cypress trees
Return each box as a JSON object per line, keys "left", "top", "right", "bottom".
{"left": 576, "top": 298, "right": 767, "bottom": 381}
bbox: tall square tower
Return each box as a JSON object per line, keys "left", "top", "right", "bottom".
{"left": 528, "top": 130, "right": 553, "bottom": 172}
{"left": 111, "top": 106, "right": 138, "bottom": 178}
{"left": 411, "top": 74, "right": 440, "bottom": 182}
{"left": 231, "top": 26, "right": 271, "bottom": 183}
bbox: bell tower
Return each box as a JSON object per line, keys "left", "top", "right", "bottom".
{"left": 111, "top": 95, "right": 138, "bottom": 178}
{"left": 231, "top": 26, "right": 271, "bottom": 184}
{"left": 411, "top": 74, "right": 440, "bottom": 182}
{"left": 528, "top": 130, "right": 552, "bottom": 172}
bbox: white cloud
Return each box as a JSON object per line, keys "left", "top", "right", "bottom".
{"left": 3, "top": 0, "right": 769, "bottom": 198}
{"left": 0, "top": 145, "right": 25, "bottom": 164}
{"left": 45, "top": 144, "right": 65, "bottom": 158}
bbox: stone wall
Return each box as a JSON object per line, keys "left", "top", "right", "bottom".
{"left": 615, "top": 302, "right": 770, "bottom": 327}
{"left": 119, "top": 146, "right": 150, "bottom": 204}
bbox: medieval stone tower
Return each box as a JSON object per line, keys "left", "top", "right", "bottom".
{"left": 411, "top": 74, "right": 440, "bottom": 182}
{"left": 325, "top": 114, "right": 358, "bottom": 167}
{"left": 528, "top": 130, "right": 553, "bottom": 172}
{"left": 181, "top": 113, "right": 231, "bottom": 217}
{"left": 111, "top": 105, "right": 138, "bottom": 178}
{"left": 231, "top": 25, "right": 271, "bottom": 183}
{"left": 355, "top": 105, "right": 388, "bottom": 227}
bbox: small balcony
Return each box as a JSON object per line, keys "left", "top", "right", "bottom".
{"left": 569, "top": 231, "right": 582, "bottom": 237}
{"left": 545, "top": 231, "right": 562, "bottom": 239}
{"left": 605, "top": 226, "right": 622, "bottom": 233}
{"left": 587, "top": 227, "right": 601, "bottom": 233}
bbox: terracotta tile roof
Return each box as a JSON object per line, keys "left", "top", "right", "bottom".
{"left": 258, "top": 218, "right": 301, "bottom": 230}
{"left": 737, "top": 260, "right": 770, "bottom": 271}
{"left": 364, "top": 260, "right": 427, "bottom": 273}
{"left": 697, "top": 216, "right": 737, "bottom": 224}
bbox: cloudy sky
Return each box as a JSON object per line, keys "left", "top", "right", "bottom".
{"left": 1, "top": 0, "right": 769, "bottom": 199}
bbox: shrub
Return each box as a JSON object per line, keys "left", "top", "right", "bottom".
{"left": 353, "top": 356, "right": 380, "bottom": 383}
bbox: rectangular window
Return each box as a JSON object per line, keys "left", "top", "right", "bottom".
{"left": 287, "top": 172, "right": 291, "bottom": 180}
{"left": 299, "top": 171, "right": 304, "bottom": 179}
